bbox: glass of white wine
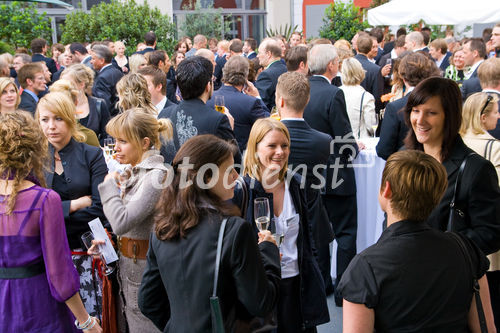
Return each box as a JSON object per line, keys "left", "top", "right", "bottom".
{"left": 214, "top": 95, "right": 225, "bottom": 113}
{"left": 372, "top": 114, "right": 379, "bottom": 138}
{"left": 254, "top": 197, "right": 270, "bottom": 232}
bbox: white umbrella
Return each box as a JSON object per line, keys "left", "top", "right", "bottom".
{"left": 368, "top": 0, "right": 500, "bottom": 26}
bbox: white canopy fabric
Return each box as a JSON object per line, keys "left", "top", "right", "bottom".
{"left": 367, "top": 0, "right": 500, "bottom": 26}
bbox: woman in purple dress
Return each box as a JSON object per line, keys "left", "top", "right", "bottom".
{"left": 0, "top": 111, "right": 102, "bottom": 332}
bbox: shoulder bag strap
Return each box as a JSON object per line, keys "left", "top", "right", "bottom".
{"left": 448, "top": 232, "right": 488, "bottom": 333}
{"left": 484, "top": 139, "right": 494, "bottom": 161}
{"left": 236, "top": 176, "right": 248, "bottom": 218}
{"left": 358, "top": 91, "right": 366, "bottom": 138}
{"left": 447, "top": 153, "right": 475, "bottom": 231}
{"left": 212, "top": 218, "right": 228, "bottom": 297}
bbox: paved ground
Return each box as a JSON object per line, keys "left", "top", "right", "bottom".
{"left": 317, "top": 294, "right": 343, "bottom": 333}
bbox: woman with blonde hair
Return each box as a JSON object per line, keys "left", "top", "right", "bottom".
{"left": 49, "top": 79, "right": 100, "bottom": 147}
{"left": 96, "top": 109, "right": 172, "bottom": 332}
{"left": 36, "top": 92, "right": 108, "bottom": 320}
{"left": 116, "top": 73, "right": 156, "bottom": 114}
{"left": 340, "top": 57, "right": 376, "bottom": 138}
{"left": 61, "top": 64, "right": 110, "bottom": 143}
{"left": 128, "top": 53, "right": 147, "bottom": 73}
{"left": 113, "top": 41, "right": 129, "bottom": 73}
{"left": 0, "top": 111, "right": 102, "bottom": 333}
{"left": 237, "top": 118, "right": 329, "bottom": 332}
{"left": 0, "top": 77, "right": 20, "bottom": 113}
{"left": 461, "top": 92, "right": 500, "bottom": 321}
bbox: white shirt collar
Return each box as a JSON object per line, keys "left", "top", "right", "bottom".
{"left": 313, "top": 75, "right": 331, "bottom": 84}
{"left": 99, "top": 64, "right": 112, "bottom": 72}
{"left": 467, "top": 60, "right": 484, "bottom": 78}
{"left": 155, "top": 96, "right": 167, "bottom": 112}
{"left": 390, "top": 48, "right": 398, "bottom": 59}
{"left": 482, "top": 88, "right": 500, "bottom": 94}
{"left": 281, "top": 117, "right": 304, "bottom": 121}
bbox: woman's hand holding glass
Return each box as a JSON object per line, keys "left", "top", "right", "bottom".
{"left": 81, "top": 231, "right": 115, "bottom": 276}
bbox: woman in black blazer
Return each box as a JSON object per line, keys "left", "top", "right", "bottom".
{"left": 37, "top": 92, "right": 108, "bottom": 320}
{"left": 61, "top": 64, "right": 111, "bottom": 143}
{"left": 235, "top": 118, "right": 329, "bottom": 332}
{"left": 404, "top": 77, "right": 500, "bottom": 255}
{"left": 138, "top": 134, "right": 281, "bottom": 332}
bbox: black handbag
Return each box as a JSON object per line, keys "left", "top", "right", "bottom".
{"left": 211, "top": 218, "right": 228, "bottom": 333}
{"left": 447, "top": 153, "right": 475, "bottom": 232}
{"left": 447, "top": 232, "right": 488, "bottom": 333}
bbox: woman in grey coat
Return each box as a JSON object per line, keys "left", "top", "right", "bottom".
{"left": 97, "top": 108, "right": 172, "bottom": 333}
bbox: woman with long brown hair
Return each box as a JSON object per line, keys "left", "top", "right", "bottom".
{"left": 138, "top": 134, "right": 281, "bottom": 332}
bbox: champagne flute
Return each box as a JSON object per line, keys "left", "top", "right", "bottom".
{"left": 372, "top": 114, "right": 379, "bottom": 138}
{"left": 214, "top": 95, "right": 225, "bottom": 113}
{"left": 81, "top": 231, "right": 115, "bottom": 276}
{"left": 254, "top": 197, "right": 270, "bottom": 232}
{"left": 107, "top": 137, "right": 116, "bottom": 153}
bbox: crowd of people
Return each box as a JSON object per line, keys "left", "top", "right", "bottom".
{"left": 0, "top": 23, "right": 499, "bottom": 333}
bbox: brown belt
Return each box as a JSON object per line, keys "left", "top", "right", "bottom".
{"left": 118, "top": 236, "right": 149, "bottom": 262}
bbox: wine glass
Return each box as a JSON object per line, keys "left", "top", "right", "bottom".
{"left": 81, "top": 231, "right": 115, "bottom": 276}
{"left": 372, "top": 114, "right": 379, "bottom": 138}
{"left": 270, "top": 106, "right": 281, "bottom": 121}
{"left": 214, "top": 95, "right": 225, "bottom": 113}
{"left": 254, "top": 197, "right": 270, "bottom": 232}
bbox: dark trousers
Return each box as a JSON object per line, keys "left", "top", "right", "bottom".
{"left": 319, "top": 194, "right": 357, "bottom": 300}
{"left": 487, "top": 270, "right": 500, "bottom": 328}
{"left": 277, "top": 276, "right": 316, "bottom": 333}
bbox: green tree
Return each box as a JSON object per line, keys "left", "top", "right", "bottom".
{"left": 319, "top": 0, "right": 370, "bottom": 41}
{"left": 179, "top": 0, "right": 232, "bottom": 39}
{"left": 0, "top": 1, "right": 52, "bottom": 49}
{"left": 62, "top": 0, "right": 176, "bottom": 55}
{"left": 369, "top": 0, "right": 390, "bottom": 9}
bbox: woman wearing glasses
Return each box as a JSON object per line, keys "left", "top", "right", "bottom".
{"left": 461, "top": 92, "right": 500, "bottom": 327}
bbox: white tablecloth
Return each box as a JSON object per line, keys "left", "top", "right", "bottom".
{"left": 331, "top": 138, "right": 386, "bottom": 276}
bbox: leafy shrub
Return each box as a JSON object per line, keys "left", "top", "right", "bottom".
{"left": 61, "top": 0, "right": 176, "bottom": 55}
{"left": 319, "top": 0, "right": 370, "bottom": 42}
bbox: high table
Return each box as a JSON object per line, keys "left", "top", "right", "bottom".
{"left": 331, "top": 138, "right": 386, "bottom": 277}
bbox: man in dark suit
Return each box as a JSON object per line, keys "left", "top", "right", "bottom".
{"left": 91, "top": 44, "right": 124, "bottom": 116}
{"left": 478, "top": 57, "right": 500, "bottom": 139}
{"left": 206, "top": 55, "right": 269, "bottom": 152}
{"left": 304, "top": 44, "right": 358, "bottom": 306}
{"left": 429, "top": 38, "right": 450, "bottom": 75}
{"left": 461, "top": 38, "right": 487, "bottom": 101}
{"left": 382, "top": 27, "right": 406, "bottom": 56}
{"left": 213, "top": 53, "right": 227, "bottom": 91}
{"left": 12, "top": 53, "right": 32, "bottom": 88}
{"left": 243, "top": 38, "right": 257, "bottom": 59}
{"left": 134, "top": 31, "right": 156, "bottom": 55}
{"left": 70, "top": 42, "right": 93, "bottom": 69}
{"left": 355, "top": 35, "right": 384, "bottom": 113}
{"left": 17, "top": 63, "right": 45, "bottom": 115}
{"left": 255, "top": 38, "right": 288, "bottom": 110}
{"left": 138, "top": 66, "right": 175, "bottom": 114}
{"left": 31, "top": 38, "right": 57, "bottom": 75}
{"left": 158, "top": 56, "right": 240, "bottom": 164}
{"left": 285, "top": 45, "right": 309, "bottom": 75}
{"left": 278, "top": 71, "right": 335, "bottom": 294}
{"left": 405, "top": 31, "right": 427, "bottom": 53}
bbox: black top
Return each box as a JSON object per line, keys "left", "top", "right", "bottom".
{"left": 338, "top": 220, "right": 489, "bottom": 332}
{"left": 52, "top": 172, "right": 70, "bottom": 201}
{"left": 138, "top": 214, "right": 281, "bottom": 332}
{"left": 376, "top": 94, "right": 410, "bottom": 160}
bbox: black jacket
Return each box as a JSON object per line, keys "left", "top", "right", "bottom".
{"left": 461, "top": 66, "right": 482, "bottom": 101}
{"left": 355, "top": 54, "right": 384, "bottom": 112}
{"left": 138, "top": 213, "right": 281, "bottom": 332}
{"left": 255, "top": 60, "right": 288, "bottom": 110}
{"left": 427, "top": 136, "right": 500, "bottom": 255}
{"left": 304, "top": 76, "right": 358, "bottom": 196}
{"left": 45, "top": 139, "right": 108, "bottom": 249}
{"left": 206, "top": 85, "right": 269, "bottom": 151}
{"left": 18, "top": 90, "right": 38, "bottom": 115}
{"left": 32, "top": 53, "right": 57, "bottom": 74}
{"left": 282, "top": 119, "right": 334, "bottom": 247}
{"left": 376, "top": 94, "right": 410, "bottom": 160}
{"left": 233, "top": 175, "right": 330, "bottom": 328}
{"left": 92, "top": 64, "right": 124, "bottom": 116}
{"left": 158, "top": 98, "right": 240, "bottom": 164}
{"left": 82, "top": 96, "right": 110, "bottom": 144}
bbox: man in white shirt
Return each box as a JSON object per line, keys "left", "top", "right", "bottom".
{"left": 405, "top": 31, "right": 426, "bottom": 52}
{"left": 137, "top": 66, "right": 174, "bottom": 114}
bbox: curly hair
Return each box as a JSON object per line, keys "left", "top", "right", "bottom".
{"left": 61, "top": 64, "right": 95, "bottom": 95}
{"left": 0, "top": 111, "right": 48, "bottom": 214}
{"left": 116, "top": 73, "right": 156, "bottom": 115}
